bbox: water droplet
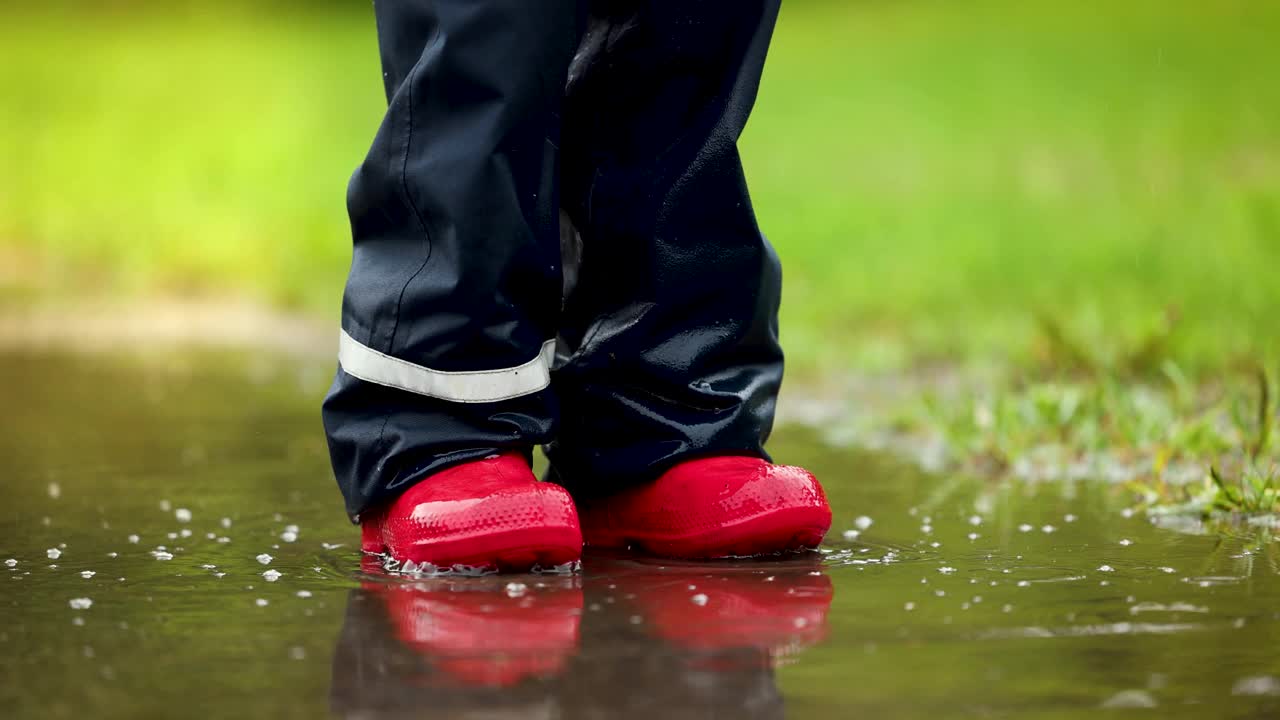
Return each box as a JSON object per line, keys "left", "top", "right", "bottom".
{"left": 127, "top": 535, "right": 139, "bottom": 544}
{"left": 80, "top": 571, "right": 95, "bottom": 579}
{"left": 1098, "top": 565, "right": 1115, "bottom": 573}
{"left": 1231, "top": 676, "right": 1280, "bottom": 697}
{"left": 263, "top": 570, "right": 282, "bottom": 582}
{"left": 47, "top": 548, "right": 62, "bottom": 559}
{"left": 69, "top": 598, "right": 92, "bottom": 610}
{"left": 256, "top": 554, "right": 273, "bottom": 565}
{"left": 854, "top": 516, "right": 873, "bottom": 530}
{"left": 691, "top": 593, "right": 709, "bottom": 606}
{"left": 1101, "top": 690, "right": 1156, "bottom": 708}
{"left": 175, "top": 508, "right": 192, "bottom": 523}
{"left": 296, "top": 590, "right": 312, "bottom": 598}
{"left": 255, "top": 599, "right": 268, "bottom": 607}
{"left": 505, "top": 582, "right": 528, "bottom": 598}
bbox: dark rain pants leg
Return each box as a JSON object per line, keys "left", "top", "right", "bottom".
{"left": 546, "top": 1, "right": 785, "bottom": 497}
{"left": 322, "top": 0, "right": 584, "bottom": 519}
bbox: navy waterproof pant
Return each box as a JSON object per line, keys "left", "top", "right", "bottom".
{"left": 323, "top": 0, "right": 786, "bottom": 520}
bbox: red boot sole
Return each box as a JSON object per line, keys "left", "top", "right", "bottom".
{"left": 398, "top": 526, "right": 584, "bottom": 573}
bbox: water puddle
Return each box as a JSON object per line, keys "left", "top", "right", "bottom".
{"left": 2, "top": 350, "right": 1279, "bottom": 717}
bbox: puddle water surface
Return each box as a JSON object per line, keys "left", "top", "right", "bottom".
{"left": 2, "top": 351, "right": 1279, "bottom": 718}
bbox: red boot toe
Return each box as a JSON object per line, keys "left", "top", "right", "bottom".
{"left": 362, "top": 452, "right": 583, "bottom": 573}
{"left": 579, "top": 456, "right": 831, "bottom": 559}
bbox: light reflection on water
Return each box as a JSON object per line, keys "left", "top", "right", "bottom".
{"left": 1, "top": 350, "right": 1278, "bottom": 718}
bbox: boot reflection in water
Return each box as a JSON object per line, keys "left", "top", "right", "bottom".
{"left": 321, "top": 1, "right": 833, "bottom": 570}
{"left": 330, "top": 559, "right": 833, "bottom": 719}
{"left": 583, "top": 554, "right": 834, "bottom": 664}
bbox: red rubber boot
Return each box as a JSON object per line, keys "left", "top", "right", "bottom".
{"left": 361, "top": 452, "right": 582, "bottom": 573}
{"left": 578, "top": 456, "right": 832, "bottom": 559}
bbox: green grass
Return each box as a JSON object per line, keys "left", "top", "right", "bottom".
{"left": 3, "top": 0, "right": 1279, "bottom": 377}
{"left": 0, "top": 5, "right": 376, "bottom": 311}
{"left": 894, "top": 362, "right": 1277, "bottom": 516}
{"left": 753, "top": 0, "right": 1280, "bottom": 374}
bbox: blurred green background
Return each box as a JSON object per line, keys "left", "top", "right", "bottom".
{"left": 2, "top": 0, "right": 1278, "bottom": 377}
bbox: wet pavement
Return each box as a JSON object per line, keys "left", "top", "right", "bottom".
{"left": 2, "top": 350, "right": 1279, "bottom": 718}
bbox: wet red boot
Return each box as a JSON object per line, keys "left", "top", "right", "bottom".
{"left": 361, "top": 452, "right": 583, "bottom": 573}
{"left": 578, "top": 456, "right": 832, "bottom": 559}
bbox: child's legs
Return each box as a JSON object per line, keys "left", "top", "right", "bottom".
{"left": 547, "top": 0, "right": 785, "bottom": 497}
{"left": 323, "top": 0, "right": 585, "bottom": 520}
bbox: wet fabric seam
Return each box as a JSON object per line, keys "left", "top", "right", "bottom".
{"left": 385, "top": 48, "right": 437, "bottom": 355}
